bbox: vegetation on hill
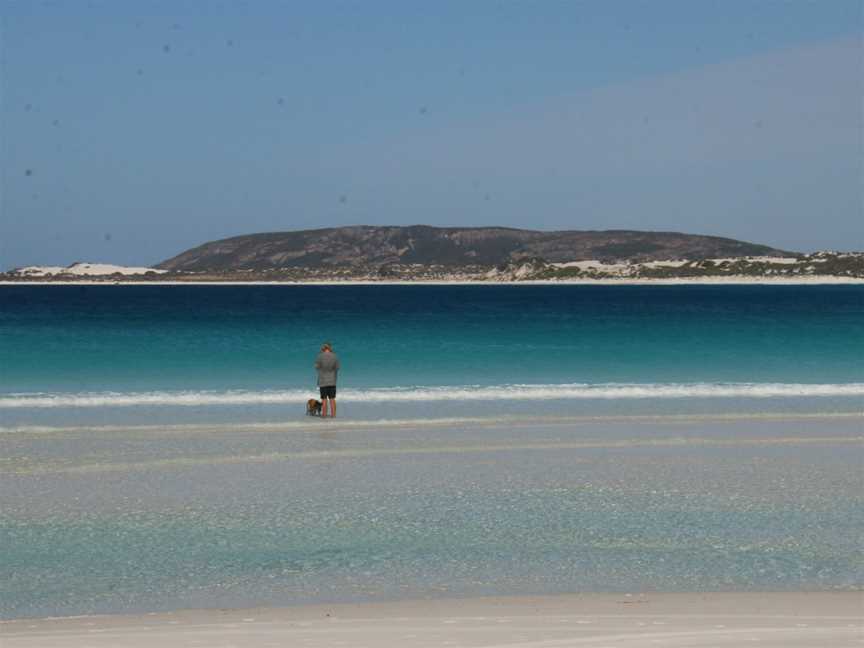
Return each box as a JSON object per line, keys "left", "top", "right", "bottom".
{"left": 155, "top": 226, "right": 790, "bottom": 273}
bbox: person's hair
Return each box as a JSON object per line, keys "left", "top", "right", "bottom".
{"left": 322, "top": 342, "right": 332, "bottom": 351}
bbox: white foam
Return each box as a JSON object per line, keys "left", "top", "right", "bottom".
{"left": 1, "top": 382, "right": 862, "bottom": 409}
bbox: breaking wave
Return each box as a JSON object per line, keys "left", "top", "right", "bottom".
{"left": 1, "top": 382, "right": 863, "bottom": 409}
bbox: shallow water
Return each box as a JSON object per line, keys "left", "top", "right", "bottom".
{"left": 2, "top": 417, "right": 861, "bottom": 619}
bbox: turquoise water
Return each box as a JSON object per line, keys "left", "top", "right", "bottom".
{"left": 1, "top": 285, "right": 862, "bottom": 618}
{"left": 2, "top": 285, "right": 863, "bottom": 390}
{"left": 1, "top": 285, "right": 862, "bottom": 427}
{"left": 2, "top": 418, "right": 862, "bottom": 619}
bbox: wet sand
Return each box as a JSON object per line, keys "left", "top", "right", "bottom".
{"left": 3, "top": 592, "right": 862, "bottom": 648}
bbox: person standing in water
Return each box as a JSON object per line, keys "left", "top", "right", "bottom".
{"left": 314, "top": 342, "right": 340, "bottom": 417}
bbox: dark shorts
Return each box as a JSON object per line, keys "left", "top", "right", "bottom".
{"left": 319, "top": 385, "right": 336, "bottom": 399}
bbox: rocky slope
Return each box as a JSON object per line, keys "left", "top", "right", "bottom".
{"left": 157, "top": 226, "right": 790, "bottom": 272}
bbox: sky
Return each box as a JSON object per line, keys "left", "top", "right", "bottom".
{"left": 1, "top": 1, "right": 862, "bottom": 269}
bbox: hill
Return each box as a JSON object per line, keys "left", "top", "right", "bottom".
{"left": 156, "top": 226, "right": 791, "bottom": 272}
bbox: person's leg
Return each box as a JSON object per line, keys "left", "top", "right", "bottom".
{"left": 330, "top": 399, "right": 336, "bottom": 418}
{"left": 321, "top": 398, "right": 330, "bottom": 417}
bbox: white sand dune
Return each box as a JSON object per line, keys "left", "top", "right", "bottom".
{"left": 12, "top": 262, "right": 166, "bottom": 277}
{"left": 2, "top": 592, "right": 861, "bottom": 648}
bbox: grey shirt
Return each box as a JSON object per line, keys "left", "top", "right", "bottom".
{"left": 314, "top": 351, "right": 340, "bottom": 387}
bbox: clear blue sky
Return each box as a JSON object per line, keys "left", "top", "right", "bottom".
{"left": 2, "top": 1, "right": 862, "bottom": 269}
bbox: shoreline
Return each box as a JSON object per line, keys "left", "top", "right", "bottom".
{"left": 4, "top": 411, "right": 863, "bottom": 437}
{"left": 2, "top": 276, "right": 864, "bottom": 286}
{"left": 3, "top": 592, "right": 861, "bottom": 647}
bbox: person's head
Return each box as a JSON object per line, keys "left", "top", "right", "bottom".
{"left": 321, "top": 342, "right": 332, "bottom": 352}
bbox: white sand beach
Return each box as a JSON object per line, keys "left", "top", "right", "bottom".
{"left": 2, "top": 592, "right": 861, "bottom": 648}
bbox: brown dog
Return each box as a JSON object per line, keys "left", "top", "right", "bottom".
{"left": 306, "top": 398, "right": 322, "bottom": 416}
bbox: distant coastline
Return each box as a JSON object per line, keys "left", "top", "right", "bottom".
{"left": 5, "top": 250, "right": 862, "bottom": 284}
{"left": 4, "top": 276, "right": 863, "bottom": 286}
{"left": 6, "top": 226, "right": 863, "bottom": 284}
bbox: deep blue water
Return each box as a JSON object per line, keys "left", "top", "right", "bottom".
{"left": 2, "top": 284, "right": 862, "bottom": 388}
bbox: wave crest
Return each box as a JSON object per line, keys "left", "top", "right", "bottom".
{"left": 1, "top": 382, "right": 863, "bottom": 409}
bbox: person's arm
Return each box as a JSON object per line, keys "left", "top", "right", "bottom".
{"left": 314, "top": 354, "right": 321, "bottom": 370}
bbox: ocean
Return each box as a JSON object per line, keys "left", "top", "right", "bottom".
{"left": 1, "top": 284, "right": 862, "bottom": 618}
{"left": 2, "top": 284, "right": 863, "bottom": 426}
